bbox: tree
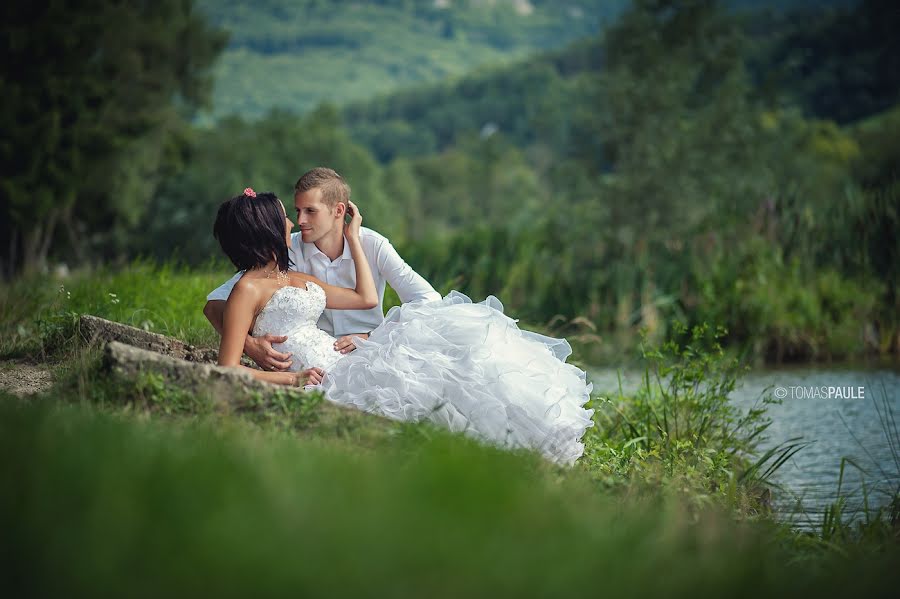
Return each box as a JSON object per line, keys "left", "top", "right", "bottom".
{"left": 381, "top": 158, "right": 423, "bottom": 241}
{"left": 762, "top": 0, "right": 900, "bottom": 124}
{"left": 0, "top": 0, "right": 227, "bottom": 277}
{"left": 138, "top": 106, "right": 392, "bottom": 263}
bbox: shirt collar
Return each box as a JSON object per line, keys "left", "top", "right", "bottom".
{"left": 338, "top": 238, "right": 352, "bottom": 261}
{"left": 291, "top": 233, "right": 308, "bottom": 262}
{"left": 296, "top": 233, "right": 351, "bottom": 263}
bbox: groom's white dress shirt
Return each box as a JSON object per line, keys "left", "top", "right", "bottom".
{"left": 207, "top": 227, "right": 441, "bottom": 337}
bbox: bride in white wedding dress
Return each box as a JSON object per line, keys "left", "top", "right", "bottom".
{"left": 214, "top": 189, "right": 594, "bottom": 465}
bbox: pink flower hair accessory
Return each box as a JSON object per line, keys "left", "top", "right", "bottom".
{"left": 243, "top": 187, "right": 257, "bottom": 198}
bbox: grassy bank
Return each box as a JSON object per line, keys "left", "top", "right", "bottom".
{"left": 1, "top": 263, "right": 898, "bottom": 594}
{"left": 0, "top": 261, "right": 230, "bottom": 360}
{"left": 2, "top": 398, "right": 898, "bottom": 597}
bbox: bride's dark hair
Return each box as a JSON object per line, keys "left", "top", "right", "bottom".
{"left": 213, "top": 191, "right": 292, "bottom": 273}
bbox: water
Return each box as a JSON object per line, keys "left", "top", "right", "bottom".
{"left": 589, "top": 366, "right": 900, "bottom": 529}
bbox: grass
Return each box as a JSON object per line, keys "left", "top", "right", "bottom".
{"left": 2, "top": 399, "right": 899, "bottom": 597}
{"left": 1, "top": 262, "right": 898, "bottom": 593}
{"left": 0, "top": 260, "right": 231, "bottom": 360}
{"left": 800, "top": 383, "right": 900, "bottom": 550}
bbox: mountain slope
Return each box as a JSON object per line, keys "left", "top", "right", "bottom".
{"left": 197, "top": 0, "right": 859, "bottom": 119}
{"left": 197, "top": 0, "right": 628, "bottom": 118}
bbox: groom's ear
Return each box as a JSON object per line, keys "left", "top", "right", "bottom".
{"left": 334, "top": 202, "right": 346, "bottom": 218}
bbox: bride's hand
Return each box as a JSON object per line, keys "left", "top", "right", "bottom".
{"left": 344, "top": 200, "right": 362, "bottom": 239}
{"left": 296, "top": 367, "right": 324, "bottom": 386}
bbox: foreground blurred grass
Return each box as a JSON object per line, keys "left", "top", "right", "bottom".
{"left": 2, "top": 399, "right": 899, "bottom": 597}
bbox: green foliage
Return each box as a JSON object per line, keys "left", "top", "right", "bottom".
{"left": 580, "top": 322, "right": 790, "bottom": 508}
{"left": 690, "top": 240, "right": 882, "bottom": 362}
{"left": 845, "top": 106, "right": 900, "bottom": 334}
{"left": 45, "top": 342, "right": 400, "bottom": 454}
{"left": 596, "top": 0, "right": 782, "bottom": 234}
{"left": 850, "top": 105, "right": 900, "bottom": 189}
{"left": 373, "top": 0, "right": 894, "bottom": 362}
{"left": 0, "top": 0, "right": 228, "bottom": 276}
{"left": 755, "top": 0, "right": 900, "bottom": 124}
{"left": 402, "top": 133, "right": 545, "bottom": 235}
{"left": 344, "top": 57, "right": 580, "bottom": 161}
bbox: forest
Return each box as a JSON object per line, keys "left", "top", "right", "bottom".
{"left": 2, "top": 0, "right": 897, "bottom": 365}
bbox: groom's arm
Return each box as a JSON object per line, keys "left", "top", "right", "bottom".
{"left": 203, "top": 300, "right": 293, "bottom": 370}
{"left": 332, "top": 235, "right": 438, "bottom": 355}
{"left": 373, "top": 238, "right": 441, "bottom": 303}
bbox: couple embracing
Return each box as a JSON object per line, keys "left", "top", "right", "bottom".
{"left": 206, "top": 167, "right": 594, "bottom": 465}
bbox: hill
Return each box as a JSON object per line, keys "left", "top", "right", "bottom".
{"left": 196, "top": 0, "right": 858, "bottom": 119}
{"left": 339, "top": 0, "right": 884, "bottom": 162}
{"left": 196, "top": 0, "right": 629, "bottom": 118}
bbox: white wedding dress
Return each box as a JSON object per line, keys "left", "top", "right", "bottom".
{"left": 252, "top": 281, "right": 595, "bottom": 465}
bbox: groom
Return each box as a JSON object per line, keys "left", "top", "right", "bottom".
{"left": 203, "top": 167, "right": 441, "bottom": 371}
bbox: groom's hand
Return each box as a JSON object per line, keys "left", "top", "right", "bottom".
{"left": 246, "top": 334, "right": 292, "bottom": 371}
{"left": 334, "top": 333, "right": 369, "bottom": 354}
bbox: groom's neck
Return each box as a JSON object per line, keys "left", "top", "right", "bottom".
{"left": 314, "top": 229, "right": 345, "bottom": 262}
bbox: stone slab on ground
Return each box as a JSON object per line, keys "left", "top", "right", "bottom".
{"left": 79, "top": 315, "right": 219, "bottom": 363}
{"left": 103, "top": 341, "right": 281, "bottom": 408}
{"left": 101, "top": 341, "right": 391, "bottom": 440}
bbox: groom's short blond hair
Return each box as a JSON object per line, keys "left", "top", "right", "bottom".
{"left": 294, "top": 167, "right": 351, "bottom": 208}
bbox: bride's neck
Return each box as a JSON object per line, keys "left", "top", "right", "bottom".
{"left": 253, "top": 260, "right": 280, "bottom": 274}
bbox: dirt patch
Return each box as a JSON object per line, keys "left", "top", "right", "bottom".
{"left": 0, "top": 361, "right": 54, "bottom": 397}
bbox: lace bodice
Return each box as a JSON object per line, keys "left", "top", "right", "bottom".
{"left": 252, "top": 281, "right": 345, "bottom": 372}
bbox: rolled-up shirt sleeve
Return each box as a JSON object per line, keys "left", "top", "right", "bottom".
{"left": 373, "top": 238, "right": 441, "bottom": 303}
{"left": 206, "top": 271, "right": 243, "bottom": 302}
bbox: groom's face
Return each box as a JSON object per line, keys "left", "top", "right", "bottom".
{"left": 294, "top": 188, "right": 342, "bottom": 243}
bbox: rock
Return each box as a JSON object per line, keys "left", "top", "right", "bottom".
{"left": 79, "top": 314, "right": 220, "bottom": 364}
{"left": 80, "top": 314, "right": 303, "bottom": 408}
{"left": 102, "top": 341, "right": 284, "bottom": 409}
{"left": 100, "top": 341, "right": 387, "bottom": 437}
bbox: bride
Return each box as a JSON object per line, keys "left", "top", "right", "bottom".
{"left": 214, "top": 188, "right": 594, "bottom": 465}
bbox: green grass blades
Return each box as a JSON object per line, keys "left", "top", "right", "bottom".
{"left": 0, "top": 260, "right": 231, "bottom": 359}
{"left": 2, "top": 399, "right": 898, "bottom": 598}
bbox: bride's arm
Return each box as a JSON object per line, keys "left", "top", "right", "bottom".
{"left": 309, "top": 199, "right": 378, "bottom": 311}
{"left": 218, "top": 279, "right": 311, "bottom": 386}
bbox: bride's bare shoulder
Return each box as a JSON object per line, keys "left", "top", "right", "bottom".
{"left": 223, "top": 276, "right": 269, "bottom": 319}
{"left": 231, "top": 275, "right": 265, "bottom": 299}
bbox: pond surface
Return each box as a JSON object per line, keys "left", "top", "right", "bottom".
{"left": 589, "top": 364, "right": 900, "bottom": 530}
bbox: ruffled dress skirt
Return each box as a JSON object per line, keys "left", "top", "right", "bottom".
{"left": 320, "top": 292, "right": 594, "bottom": 466}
